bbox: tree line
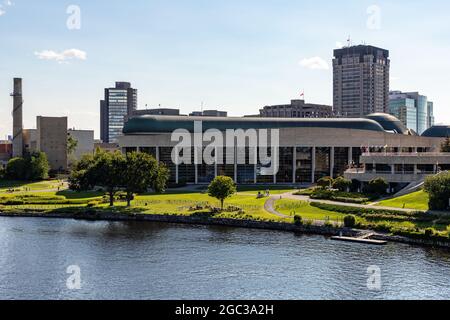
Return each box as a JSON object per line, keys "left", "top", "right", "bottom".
{"left": 2, "top": 152, "right": 50, "bottom": 181}
{"left": 69, "top": 150, "right": 169, "bottom": 206}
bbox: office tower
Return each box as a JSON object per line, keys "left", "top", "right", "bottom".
{"left": 427, "top": 101, "right": 435, "bottom": 129}
{"left": 260, "top": 100, "right": 333, "bottom": 118}
{"left": 100, "top": 82, "right": 137, "bottom": 143}
{"left": 333, "top": 45, "right": 390, "bottom": 117}
{"left": 388, "top": 92, "right": 418, "bottom": 133}
{"left": 11, "top": 78, "right": 24, "bottom": 157}
{"left": 388, "top": 91, "right": 433, "bottom": 135}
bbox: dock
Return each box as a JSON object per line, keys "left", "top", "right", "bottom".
{"left": 331, "top": 233, "right": 388, "bottom": 245}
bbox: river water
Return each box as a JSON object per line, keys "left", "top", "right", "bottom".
{"left": 0, "top": 217, "right": 449, "bottom": 300}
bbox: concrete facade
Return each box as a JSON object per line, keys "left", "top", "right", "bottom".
{"left": 68, "top": 129, "right": 95, "bottom": 162}
{"left": 36, "top": 116, "right": 68, "bottom": 171}
{"left": 118, "top": 115, "right": 445, "bottom": 186}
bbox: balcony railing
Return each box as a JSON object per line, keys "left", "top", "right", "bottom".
{"left": 362, "top": 152, "right": 450, "bottom": 157}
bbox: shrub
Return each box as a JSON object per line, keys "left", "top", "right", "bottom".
{"left": 424, "top": 172, "right": 450, "bottom": 211}
{"left": 294, "top": 215, "right": 303, "bottom": 226}
{"left": 424, "top": 228, "right": 435, "bottom": 238}
{"left": 317, "top": 177, "right": 333, "bottom": 189}
{"left": 364, "top": 178, "right": 389, "bottom": 196}
{"left": 310, "top": 189, "right": 334, "bottom": 200}
{"left": 333, "top": 176, "right": 352, "bottom": 192}
{"left": 344, "top": 215, "right": 356, "bottom": 228}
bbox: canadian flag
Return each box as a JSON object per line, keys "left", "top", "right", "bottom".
{"left": 300, "top": 92, "right": 304, "bottom": 98}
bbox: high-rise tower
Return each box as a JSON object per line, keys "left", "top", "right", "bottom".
{"left": 100, "top": 82, "right": 137, "bottom": 143}
{"left": 11, "top": 78, "right": 23, "bottom": 157}
{"left": 333, "top": 45, "right": 390, "bottom": 117}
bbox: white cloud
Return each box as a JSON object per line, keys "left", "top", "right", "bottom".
{"left": 0, "top": 9, "right": 5, "bottom": 16}
{"left": 34, "top": 49, "right": 87, "bottom": 63}
{"left": 299, "top": 57, "right": 329, "bottom": 70}
{"left": 5, "top": 0, "right": 13, "bottom": 6}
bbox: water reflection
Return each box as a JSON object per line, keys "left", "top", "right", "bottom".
{"left": 0, "top": 217, "right": 449, "bottom": 300}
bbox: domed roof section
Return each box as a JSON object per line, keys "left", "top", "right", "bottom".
{"left": 365, "top": 113, "right": 411, "bottom": 135}
{"left": 422, "top": 125, "right": 450, "bottom": 138}
{"left": 123, "top": 115, "right": 386, "bottom": 134}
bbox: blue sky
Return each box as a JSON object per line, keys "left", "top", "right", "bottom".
{"left": 1, "top": 0, "right": 450, "bottom": 138}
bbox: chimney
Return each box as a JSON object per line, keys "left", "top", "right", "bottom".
{"left": 12, "top": 78, "right": 23, "bottom": 158}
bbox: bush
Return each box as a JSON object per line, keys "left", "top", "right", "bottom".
{"left": 364, "top": 178, "right": 389, "bottom": 196}
{"left": 310, "top": 189, "right": 334, "bottom": 200}
{"left": 424, "top": 172, "right": 450, "bottom": 211}
{"left": 424, "top": 228, "right": 435, "bottom": 238}
{"left": 5, "top": 152, "right": 50, "bottom": 181}
{"left": 294, "top": 215, "right": 303, "bottom": 226}
{"left": 333, "top": 177, "right": 352, "bottom": 192}
{"left": 317, "top": 177, "right": 333, "bottom": 189}
{"left": 344, "top": 215, "right": 356, "bottom": 228}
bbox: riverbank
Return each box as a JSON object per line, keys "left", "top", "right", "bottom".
{"left": 1, "top": 210, "right": 450, "bottom": 249}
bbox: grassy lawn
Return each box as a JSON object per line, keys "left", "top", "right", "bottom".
{"left": 275, "top": 199, "right": 346, "bottom": 222}
{"left": 0, "top": 184, "right": 288, "bottom": 222}
{"left": 376, "top": 190, "right": 430, "bottom": 211}
{"left": 0, "top": 180, "right": 65, "bottom": 192}
{"left": 131, "top": 192, "right": 285, "bottom": 221}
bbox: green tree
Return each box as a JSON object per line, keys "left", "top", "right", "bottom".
{"left": 67, "top": 134, "right": 79, "bottom": 155}
{"left": 68, "top": 153, "right": 96, "bottom": 191}
{"left": 365, "top": 178, "right": 389, "bottom": 196}
{"left": 5, "top": 152, "right": 49, "bottom": 181}
{"left": 207, "top": 176, "right": 237, "bottom": 210}
{"left": 441, "top": 137, "right": 450, "bottom": 153}
{"left": 91, "top": 151, "right": 125, "bottom": 206}
{"left": 317, "top": 176, "right": 333, "bottom": 189}
{"left": 69, "top": 150, "right": 125, "bottom": 206}
{"left": 424, "top": 172, "right": 450, "bottom": 211}
{"left": 122, "top": 152, "right": 169, "bottom": 206}
{"left": 29, "top": 152, "right": 50, "bottom": 180}
{"left": 332, "top": 176, "right": 352, "bottom": 192}
{"left": 0, "top": 166, "right": 5, "bottom": 180}
{"left": 5, "top": 157, "right": 28, "bottom": 180}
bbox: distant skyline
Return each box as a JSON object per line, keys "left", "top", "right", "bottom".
{"left": 1, "top": 0, "right": 450, "bottom": 139}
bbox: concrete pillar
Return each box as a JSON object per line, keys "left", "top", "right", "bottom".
{"left": 292, "top": 147, "right": 297, "bottom": 184}
{"left": 311, "top": 146, "right": 316, "bottom": 184}
{"left": 348, "top": 147, "right": 352, "bottom": 165}
{"left": 156, "top": 147, "right": 160, "bottom": 163}
{"left": 330, "top": 147, "right": 335, "bottom": 179}
{"left": 174, "top": 147, "right": 179, "bottom": 184}
{"left": 234, "top": 145, "right": 238, "bottom": 183}
{"left": 391, "top": 164, "right": 395, "bottom": 175}
{"left": 214, "top": 147, "right": 218, "bottom": 178}
{"left": 254, "top": 148, "right": 258, "bottom": 184}
{"left": 195, "top": 164, "right": 198, "bottom": 184}
{"left": 414, "top": 164, "right": 418, "bottom": 175}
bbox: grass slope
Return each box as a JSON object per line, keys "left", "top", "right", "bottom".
{"left": 377, "top": 190, "right": 429, "bottom": 211}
